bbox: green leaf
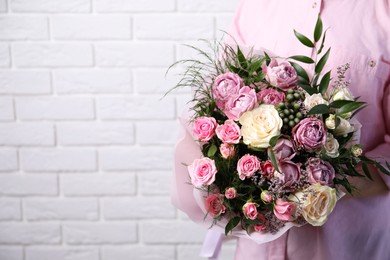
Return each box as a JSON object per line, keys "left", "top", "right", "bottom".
{"left": 329, "top": 100, "right": 354, "bottom": 108}
{"left": 289, "top": 55, "right": 315, "bottom": 64}
{"left": 300, "top": 84, "right": 317, "bottom": 95}
{"left": 361, "top": 162, "right": 373, "bottom": 181}
{"left": 269, "top": 135, "right": 281, "bottom": 147}
{"left": 290, "top": 62, "right": 310, "bottom": 82}
{"left": 207, "top": 144, "right": 218, "bottom": 157}
{"left": 312, "top": 74, "right": 320, "bottom": 87}
{"left": 294, "top": 30, "right": 315, "bottom": 48}
{"left": 319, "top": 71, "right": 331, "bottom": 95}
{"left": 225, "top": 216, "right": 241, "bottom": 235}
{"left": 373, "top": 161, "right": 390, "bottom": 176}
{"left": 317, "top": 29, "right": 328, "bottom": 54}
{"left": 315, "top": 48, "right": 331, "bottom": 74}
{"left": 307, "top": 104, "right": 329, "bottom": 115}
{"left": 237, "top": 47, "right": 247, "bottom": 69}
{"left": 268, "top": 149, "right": 280, "bottom": 172}
{"left": 264, "top": 52, "right": 271, "bottom": 66}
{"left": 338, "top": 102, "right": 366, "bottom": 115}
{"left": 298, "top": 76, "right": 310, "bottom": 85}
{"left": 314, "top": 16, "right": 323, "bottom": 42}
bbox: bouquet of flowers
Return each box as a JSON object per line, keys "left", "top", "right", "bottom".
{"left": 169, "top": 16, "right": 390, "bottom": 240}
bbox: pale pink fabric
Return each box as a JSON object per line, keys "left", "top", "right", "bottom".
{"left": 172, "top": 0, "right": 390, "bottom": 259}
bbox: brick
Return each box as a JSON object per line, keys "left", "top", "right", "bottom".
{"left": 13, "top": 44, "right": 93, "bottom": 67}
{"left": 100, "top": 147, "right": 173, "bottom": 171}
{"left": 57, "top": 122, "right": 134, "bottom": 146}
{"left": 216, "top": 14, "right": 235, "bottom": 38}
{"left": 140, "top": 221, "right": 205, "bottom": 244}
{"left": 0, "top": 174, "right": 57, "bottom": 195}
{"left": 0, "top": 123, "right": 54, "bottom": 146}
{"left": 0, "top": 16, "right": 48, "bottom": 40}
{"left": 178, "top": 0, "right": 239, "bottom": 12}
{"left": 0, "top": 198, "right": 21, "bottom": 220}
{"left": 63, "top": 223, "right": 137, "bottom": 244}
{"left": 102, "top": 197, "right": 175, "bottom": 220}
{"left": 136, "top": 121, "right": 179, "bottom": 145}
{"left": 134, "top": 15, "right": 214, "bottom": 40}
{"left": 176, "top": 94, "right": 192, "bottom": 117}
{"left": 11, "top": 0, "right": 90, "bottom": 12}
{"left": 0, "top": 223, "right": 60, "bottom": 244}
{"left": 177, "top": 244, "right": 236, "bottom": 260}
{"left": 97, "top": 96, "right": 175, "bottom": 120}
{"left": 0, "top": 148, "right": 18, "bottom": 171}
{"left": 175, "top": 40, "right": 213, "bottom": 62}
{"left": 61, "top": 173, "right": 136, "bottom": 196}
{"left": 21, "top": 148, "right": 96, "bottom": 172}
{"left": 26, "top": 246, "right": 99, "bottom": 260}
{"left": 54, "top": 69, "right": 131, "bottom": 94}
{"left": 95, "top": 0, "right": 175, "bottom": 12}
{"left": 0, "top": 44, "right": 10, "bottom": 67}
{"left": 0, "top": 97, "right": 14, "bottom": 121}
{"left": 0, "top": 247, "right": 23, "bottom": 260}
{"left": 95, "top": 43, "right": 174, "bottom": 67}
{"left": 16, "top": 97, "right": 94, "bottom": 120}
{"left": 101, "top": 245, "right": 174, "bottom": 260}
{"left": 52, "top": 15, "right": 131, "bottom": 40}
{"left": 24, "top": 198, "right": 98, "bottom": 220}
{"left": 0, "top": 71, "right": 51, "bottom": 94}
{"left": 138, "top": 171, "right": 171, "bottom": 196}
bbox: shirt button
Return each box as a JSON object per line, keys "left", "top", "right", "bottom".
{"left": 368, "top": 60, "right": 376, "bottom": 67}
{"left": 312, "top": 2, "right": 317, "bottom": 8}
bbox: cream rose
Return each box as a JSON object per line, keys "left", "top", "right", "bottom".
{"left": 304, "top": 93, "right": 328, "bottom": 111}
{"left": 331, "top": 87, "right": 354, "bottom": 101}
{"left": 239, "top": 104, "right": 283, "bottom": 148}
{"left": 333, "top": 117, "right": 354, "bottom": 136}
{"left": 325, "top": 114, "right": 336, "bottom": 130}
{"left": 290, "top": 183, "right": 337, "bottom": 226}
{"left": 324, "top": 133, "right": 339, "bottom": 158}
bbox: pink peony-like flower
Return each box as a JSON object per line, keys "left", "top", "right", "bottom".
{"left": 254, "top": 213, "right": 267, "bottom": 232}
{"left": 219, "top": 143, "right": 235, "bottom": 159}
{"left": 225, "top": 187, "right": 237, "bottom": 199}
{"left": 212, "top": 72, "right": 244, "bottom": 110}
{"left": 205, "top": 194, "right": 226, "bottom": 217}
{"left": 270, "top": 138, "right": 296, "bottom": 161}
{"left": 260, "top": 160, "right": 275, "bottom": 179}
{"left": 224, "top": 86, "right": 257, "bottom": 121}
{"left": 278, "top": 160, "right": 301, "bottom": 188}
{"left": 261, "top": 190, "right": 273, "bottom": 203}
{"left": 306, "top": 158, "right": 335, "bottom": 186}
{"left": 257, "top": 88, "right": 286, "bottom": 106}
{"left": 265, "top": 59, "right": 298, "bottom": 90}
{"left": 216, "top": 120, "right": 241, "bottom": 144}
{"left": 187, "top": 158, "right": 217, "bottom": 188}
{"left": 292, "top": 117, "right": 327, "bottom": 152}
{"left": 237, "top": 154, "right": 261, "bottom": 180}
{"left": 193, "top": 116, "right": 217, "bottom": 142}
{"left": 243, "top": 202, "right": 258, "bottom": 220}
{"left": 273, "top": 199, "right": 296, "bottom": 221}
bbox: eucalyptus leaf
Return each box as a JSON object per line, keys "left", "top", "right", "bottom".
{"left": 317, "top": 29, "right": 328, "bottom": 54}
{"left": 290, "top": 62, "right": 310, "bottom": 82}
{"left": 338, "top": 102, "right": 366, "bottom": 114}
{"left": 315, "top": 48, "right": 331, "bottom": 74}
{"left": 314, "top": 16, "right": 323, "bottom": 42}
{"left": 264, "top": 52, "right": 271, "bottom": 66}
{"left": 225, "top": 216, "right": 241, "bottom": 235}
{"left": 237, "top": 47, "right": 247, "bottom": 69}
{"left": 268, "top": 149, "right": 280, "bottom": 172}
{"left": 298, "top": 76, "right": 310, "bottom": 85}
{"left": 373, "top": 161, "right": 390, "bottom": 176}
{"left": 300, "top": 84, "right": 317, "bottom": 95}
{"left": 329, "top": 100, "right": 354, "bottom": 108}
{"left": 319, "top": 71, "right": 331, "bottom": 95}
{"left": 269, "top": 135, "right": 281, "bottom": 147}
{"left": 294, "top": 30, "right": 315, "bottom": 48}
{"left": 307, "top": 104, "right": 329, "bottom": 115}
{"left": 207, "top": 144, "right": 218, "bottom": 157}
{"left": 290, "top": 55, "right": 315, "bottom": 64}
{"left": 361, "top": 162, "right": 373, "bottom": 181}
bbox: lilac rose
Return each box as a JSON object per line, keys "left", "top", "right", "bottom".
{"left": 292, "top": 117, "right": 327, "bottom": 153}
{"left": 306, "top": 158, "right": 335, "bottom": 186}
{"left": 265, "top": 59, "right": 298, "bottom": 90}
{"left": 224, "top": 86, "right": 257, "bottom": 120}
{"left": 277, "top": 160, "right": 301, "bottom": 188}
{"left": 269, "top": 138, "right": 296, "bottom": 161}
{"left": 257, "top": 88, "right": 286, "bottom": 106}
{"left": 212, "top": 72, "right": 244, "bottom": 110}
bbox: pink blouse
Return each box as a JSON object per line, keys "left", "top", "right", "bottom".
{"left": 172, "top": 0, "right": 390, "bottom": 259}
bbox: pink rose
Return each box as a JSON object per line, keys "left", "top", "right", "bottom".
{"left": 237, "top": 154, "right": 261, "bottom": 180}
{"left": 260, "top": 160, "right": 275, "bottom": 179}
{"left": 306, "top": 158, "right": 335, "bottom": 186}
{"left": 265, "top": 59, "right": 298, "bottom": 90}
{"left": 224, "top": 86, "right": 257, "bottom": 120}
{"left": 225, "top": 187, "right": 237, "bottom": 199}
{"left": 219, "top": 143, "right": 235, "bottom": 159}
{"left": 261, "top": 190, "right": 273, "bottom": 203}
{"left": 254, "top": 213, "right": 267, "bottom": 232}
{"left": 216, "top": 120, "right": 241, "bottom": 144}
{"left": 205, "top": 194, "right": 226, "bottom": 217}
{"left": 212, "top": 72, "right": 244, "bottom": 110}
{"left": 257, "top": 88, "right": 286, "bottom": 106}
{"left": 243, "top": 202, "right": 258, "bottom": 220}
{"left": 278, "top": 160, "right": 301, "bottom": 188}
{"left": 269, "top": 138, "right": 296, "bottom": 161}
{"left": 273, "top": 199, "right": 296, "bottom": 221}
{"left": 187, "top": 158, "right": 217, "bottom": 187}
{"left": 193, "top": 117, "right": 217, "bottom": 141}
{"left": 292, "top": 117, "right": 327, "bottom": 152}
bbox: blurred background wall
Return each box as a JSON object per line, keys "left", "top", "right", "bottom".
{"left": 0, "top": 0, "right": 241, "bottom": 259}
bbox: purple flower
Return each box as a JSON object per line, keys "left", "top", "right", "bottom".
{"left": 277, "top": 160, "right": 301, "bottom": 188}
{"left": 224, "top": 86, "right": 257, "bottom": 120}
{"left": 257, "top": 88, "right": 286, "bottom": 106}
{"left": 212, "top": 72, "right": 243, "bottom": 110}
{"left": 265, "top": 59, "right": 298, "bottom": 90}
{"left": 292, "top": 117, "right": 327, "bottom": 153}
{"left": 306, "top": 158, "right": 335, "bottom": 186}
{"left": 269, "top": 138, "right": 296, "bottom": 161}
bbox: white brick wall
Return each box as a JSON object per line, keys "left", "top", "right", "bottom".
{"left": 0, "top": 0, "right": 240, "bottom": 259}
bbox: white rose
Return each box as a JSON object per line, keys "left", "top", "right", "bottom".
{"left": 331, "top": 87, "right": 354, "bottom": 101}
{"left": 239, "top": 104, "right": 283, "bottom": 148}
{"left": 324, "top": 133, "right": 339, "bottom": 158}
{"left": 290, "top": 183, "right": 337, "bottom": 226}
{"left": 333, "top": 117, "right": 354, "bottom": 136}
{"left": 304, "top": 93, "right": 328, "bottom": 111}
{"left": 325, "top": 114, "right": 336, "bottom": 130}
{"left": 351, "top": 145, "right": 363, "bottom": 157}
